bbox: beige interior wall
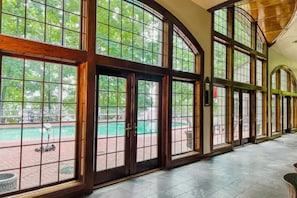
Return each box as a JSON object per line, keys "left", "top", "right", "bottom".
{"left": 155, "top": 0, "right": 212, "bottom": 154}
{"left": 269, "top": 48, "right": 297, "bottom": 76}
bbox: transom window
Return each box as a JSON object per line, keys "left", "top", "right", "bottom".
{"left": 214, "top": 9, "right": 227, "bottom": 36}
{"left": 0, "top": 56, "right": 77, "bottom": 194}
{"left": 257, "top": 28, "right": 265, "bottom": 53}
{"left": 0, "top": 0, "right": 81, "bottom": 49}
{"left": 172, "top": 26, "right": 196, "bottom": 73}
{"left": 234, "top": 50, "right": 250, "bottom": 84}
{"left": 234, "top": 9, "right": 252, "bottom": 48}
{"left": 96, "top": 0, "right": 163, "bottom": 66}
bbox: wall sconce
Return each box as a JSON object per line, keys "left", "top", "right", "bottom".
{"left": 204, "top": 77, "right": 211, "bottom": 106}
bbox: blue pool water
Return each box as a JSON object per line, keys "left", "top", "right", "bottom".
{"left": 0, "top": 121, "right": 186, "bottom": 141}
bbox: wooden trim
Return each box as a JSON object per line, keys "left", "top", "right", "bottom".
{"left": 82, "top": 0, "right": 96, "bottom": 194}
{"left": 162, "top": 75, "right": 170, "bottom": 168}
{"left": 0, "top": 35, "right": 86, "bottom": 64}
{"left": 95, "top": 55, "right": 168, "bottom": 76}
{"left": 14, "top": 182, "right": 84, "bottom": 198}
{"left": 138, "top": 0, "right": 204, "bottom": 56}
{"left": 250, "top": 91, "right": 256, "bottom": 141}
{"left": 195, "top": 82, "right": 202, "bottom": 152}
{"left": 293, "top": 97, "right": 297, "bottom": 128}
{"left": 210, "top": 145, "right": 233, "bottom": 157}
{"left": 208, "top": 0, "right": 242, "bottom": 12}
{"left": 169, "top": 152, "right": 203, "bottom": 169}
{"left": 263, "top": 92, "right": 268, "bottom": 136}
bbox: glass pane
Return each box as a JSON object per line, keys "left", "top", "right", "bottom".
{"left": 234, "top": 9, "right": 252, "bottom": 47}
{"left": 136, "top": 80, "right": 159, "bottom": 162}
{"left": 0, "top": 56, "right": 77, "bottom": 195}
{"left": 234, "top": 50, "right": 250, "bottom": 84}
{"left": 256, "top": 92, "right": 263, "bottom": 136}
{"left": 2, "top": 0, "right": 26, "bottom": 17}
{"left": 214, "top": 9, "right": 227, "bottom": 36}
{"left": 272, "top": 73, "right": 276, "bottom": 89}
{"left": 172, "top": 27, "right": 196, "bottom": 73}
{"left": 171, "top": 81, "right": 194, "bottom": 156}
{"left": 214, "top": 41, "right": 227, "bottom": 79}
{"left": 256, "top": 59, "right": 263, "bottom": 86}
{"left": 271, "top": 95, "right": 277, "bottom": 132}
{"left": 96, "top": 0, "right": 163, "bottom": 66}
{"left": 1, "top": 0, "right": 81, "bottom": 49}
{"left": 96, "top": 75, "right": 126, "bottom": 171}
{"left": 213, "top": 87, "right": 226, "bottom": 145}
{"left": 281, "top": 70, "right": 287, "bottom": 91}
{"left": 283, "top": 98, "right": 287, "bottom": 130}
{"left": 242, "top": 93, "right": 250, "bottom": 138}
{"left": 234, "top": 92, "right": 239, "bottom": 141}
{"left": 1, "top": 14, "right": 25, "bottom": 38}
{"left": 257, "top": 30, "right": 264, "bottom": 53}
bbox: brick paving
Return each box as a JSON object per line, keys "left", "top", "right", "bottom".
{"left": 0, "top": 126, "right": 196, "bottom": 195}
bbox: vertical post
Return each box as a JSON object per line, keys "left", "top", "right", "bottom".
{"left": 78, "top": 0, "right": 96, "bottom": 194}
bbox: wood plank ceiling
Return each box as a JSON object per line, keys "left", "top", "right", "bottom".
{"left": 235, "top": 0, "right": 297, "bottom": 44}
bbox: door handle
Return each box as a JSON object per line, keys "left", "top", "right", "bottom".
{"left": 134, "top": 123, "right": 138, "bottom": 137}
{"left": 125, "top": 123, "right": 132, "bottom": 138}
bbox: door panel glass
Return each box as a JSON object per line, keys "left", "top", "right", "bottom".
{"left": 96, "top": 75, "right": 126, "bottom": 171}
{"left": 213, "top": 87, "right": 226, "bottom": 145}
{"left": 272, "top": 95, "right": 277, "bottom": 133}
{"left": 234, "top": 92, "right": 239, "bottom": 141}
{"left": 136, "top": 80, "right": 159, "bottom": 162}
{"left": 283, "top": 98, "right": 287, "bottom": 130}
{"left": 291, "top": 99, "right": 293, "bottom": 129}
{"left": 242, "top": 93, "right": 250, "bottom": 138}
{"left": 256, "top": 92, "right": 263, "bottom": 136}
{"left": 171, "top": 81, "right": 194, "bottom": 156}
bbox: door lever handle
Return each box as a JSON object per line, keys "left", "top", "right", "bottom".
{"left": 125, "top": 123, "right": 132, "bottom": 138}
{"left": 134, "top": 123, "right": 138, "bottom": 137}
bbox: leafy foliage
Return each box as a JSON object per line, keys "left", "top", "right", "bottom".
{"left": 0, "top": 56, "right": 77, "bottom": 124}
{"left": 96, "top": 0, "right": 163, "bottom": 66}
{"left": 1, "top": 0, "right": 81, "bottom": 48}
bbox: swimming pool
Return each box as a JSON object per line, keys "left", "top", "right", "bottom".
{"left": 0, "top": 121, "right": 186, "bottom": 141}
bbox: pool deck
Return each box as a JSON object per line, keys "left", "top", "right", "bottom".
{"left": 0, "top": 127, "right": 199, "bottom": 194}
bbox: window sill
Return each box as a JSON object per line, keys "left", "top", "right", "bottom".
{"left": 14, "top": 181, "right": 83, "bottom": 198}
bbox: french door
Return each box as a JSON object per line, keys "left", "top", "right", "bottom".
{"left": 233, "top": 90, "right": 251, "bottom": 146}
{"left": 94, "top": 69, "right": 161, "bottom": 184}
{"left": 282, "top": 96, "right": 291, "bottom": 133}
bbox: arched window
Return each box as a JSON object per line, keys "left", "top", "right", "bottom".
{"left": 270, "top": 66, "right": 297, "bottom": 135}
{"left": 96, "top": 0, "right": 163, "bottom": 66}
{"left": 212, "top": 6, "right": 268, "bottom": 149}
{"left": 234, "top": 8, "right": 252, "bottom": 47}
{"left": 172, "top": 26, "right": 197, "bottom": 73}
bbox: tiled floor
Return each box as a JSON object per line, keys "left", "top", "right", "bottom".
{"left": 87, "top": 133, "right": 297, "bottom": 198}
